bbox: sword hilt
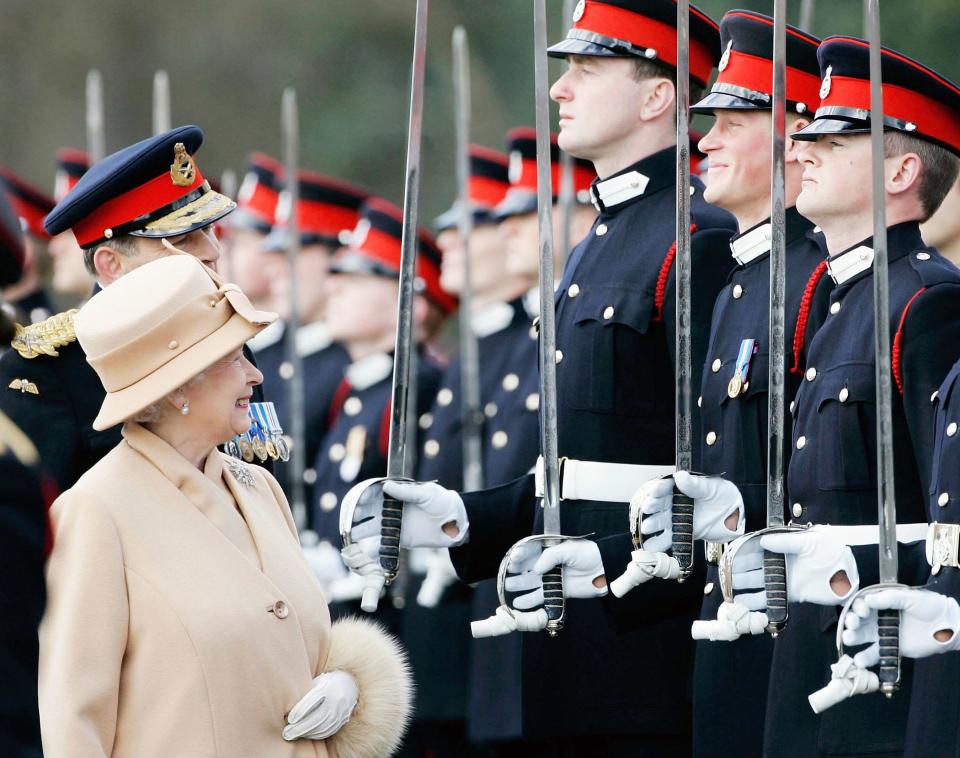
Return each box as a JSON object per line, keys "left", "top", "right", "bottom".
{"left": 672, "top": 485, "right": 695, "bottom": 581}
{"left": 542, "top": 564, "right": 565, "bottom": 637}
{"left": 763, "top": 550, "right": 788, "bottom": 636}
{"left": 379, "top": 494, "right": 403, "bottom": 583}
{"left": 877, "top": 607, "right": 901, "bottom": 697}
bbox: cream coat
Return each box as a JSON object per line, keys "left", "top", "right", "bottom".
{"left": 40, "top": 423, "right": 334, "bottom": 758}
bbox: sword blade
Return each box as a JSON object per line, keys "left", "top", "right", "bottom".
{"left": 453, "top": 26, "right": 484, "bottom": 493}
{"left": 85, "top": 70, "right": 105, "bottom": 163}
{"left": 282, "top": 88, "right": 307, "bottom": 530}
{"left": 152, "top": 70, "right": 171, "bottom": 136}
{"left": 799, "top": 0, "right": 816, "bottom": 32}
{"left": 557, "top": 0, "right": 577, "bottom": 269}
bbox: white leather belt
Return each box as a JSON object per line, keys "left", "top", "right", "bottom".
{"left": 927, "top": 522, "right": 960, "bottom": 574}
{"left": 823, "top": 523, "right": 927, "bottom": 546}
{"left": 534, "top": 456, "right": 675, "bottom": 503}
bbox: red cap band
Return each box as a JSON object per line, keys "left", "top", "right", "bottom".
{"left": 469, "top": 175, "right": 510, "bottom": 208}
{"left": 717, "top": 49, "right": 822, "bottom": 109}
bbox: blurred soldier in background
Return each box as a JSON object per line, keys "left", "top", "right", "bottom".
{"left": 47, "top": 149, "right": 94, "bottom": 306}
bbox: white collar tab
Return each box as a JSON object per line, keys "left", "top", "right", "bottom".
{"left": 827, "top": 245, "right": 875, "bottom": 286}
{"left": 730, "top": 222, "right": 772, "bottom": 266}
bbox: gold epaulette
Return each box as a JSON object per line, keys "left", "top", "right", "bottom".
{"left": 11, "top": 308, "right": 79, "bottom": 359}
{"left": 0, "top": 409, "right": 39, "bottom": 467}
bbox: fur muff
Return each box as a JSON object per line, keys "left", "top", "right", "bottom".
{"left": 324, "top": 616, "right": 414, "bottom": 758}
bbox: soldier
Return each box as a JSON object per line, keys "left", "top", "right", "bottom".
{"left": 225, "top": 152, "right": 284, "bottom": 312}
{"left": 47, "top": 149, "right": 93, "bottom": 304}
{"left": 253, "top": 172, "right": 362, "bottom": 523}
{"left": 644, "top": 12, "right": 829, "bottom": 757}
{"left": 0, "top": 125, "right": 258, "bottom": 491}
{"left": 0, "top": 167, "right": 56, "bottom": 324}
{"left": 0, "top": 187, "right": 54, "bottom": 758}
{"left": 346, "top": 1, "right": 737, "bottom": 754}
{"left": 723, "top": 37, "right": 960, "bottom": 757}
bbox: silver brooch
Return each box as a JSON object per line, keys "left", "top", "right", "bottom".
{"left": 225, "top": 457, "right": 256, "bottom": 488}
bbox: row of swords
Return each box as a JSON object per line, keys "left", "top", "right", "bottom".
{"left": 84, "top": 0, "right": 897, "bottom": 709}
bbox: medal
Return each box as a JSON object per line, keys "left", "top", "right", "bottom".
{"left": 727, "top": 338, "right": 758, "bottom": 398}
{"left": 265, "top": 438, "right": 278, "bottom": 460}
{"left": 276, "top": 436, "right": 291, "bottom": 462}
{"left": 239, "top": 437, "right": 255, "bottom": 462}
{"left": 727, "top": 375, "right": 744, "bottom": 398}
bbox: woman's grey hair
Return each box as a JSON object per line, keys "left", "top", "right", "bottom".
{"left": 131, "top": 369, "right": 208, "bottom": 425}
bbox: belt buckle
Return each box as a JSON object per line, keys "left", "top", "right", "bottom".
{"left": 927, "top": 522, "right": 960, "bottom": 575}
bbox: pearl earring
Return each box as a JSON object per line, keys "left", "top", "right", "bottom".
{"left": 180, "top": 402, "right": 190, "bottom": 416}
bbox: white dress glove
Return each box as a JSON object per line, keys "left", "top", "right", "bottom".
{"left": 504, "top": 538, "right": 608, "bottom": 609}
{"left": 282, "top": 670, "right": 359, "bottom": 741}
{"left": 632, "top": 471, "right": 745, "bottom": 553}
{"left": 336, "top": 538, "right": 388, "bottom": 610}
{"left": 416, "top": 549, "right": 460, "bottom": 608}
{"left": 350, "top": 480, "right": 469, "bottom": 548}
{"left": 842, "top": 587, "right": 960, "bottom": 667}
{"left": 302, "top": 539, "right": 349, "bottom": 585}
{"left": 609, "top": 550, "right": 681, "bottom": 597}
{"left": 759, "top": 528, "right": 859, "bottom": 606}
{"left": 690, "top": 600, "right": 769, "bottom": 641}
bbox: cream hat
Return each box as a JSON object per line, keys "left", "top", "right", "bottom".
{"left": 76, "top": 255, "right": 277, "bottom": 430}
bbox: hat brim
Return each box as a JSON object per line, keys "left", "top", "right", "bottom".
{"left": 130, "top": 189, "right": 237, "bottom": 240}
{"left": 492, "top": 192, "right": 539, "bottom": 221}
{"left": 547, "top": 37, "right": 626, "bottom": 59}
{"left": 92, "top": 309, "right": 275, "bottom": 431}
{"left": 262, "top": 227, "right": 340, "bottom": 252}
{"left": 792, "top": 117, "right": 870, "bottom": 141}
{"left": 433, "top": 205, "right": 496, "bottom": 232}
{"left": 691, "top": 91, "right": 769, "bottom": 114}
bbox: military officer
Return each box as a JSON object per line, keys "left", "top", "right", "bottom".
{"left": 0, "top": 125, "right": 261, "bottom": 491}
{"left": 252, "top": 171, "right": 364, "bottom": 521}
{"left": 345, "top": 2, "right": 737, "bottom": 753}
{"left": 720, "top": 38, "right": 960, "bottom": 757}
{"left": 47, "top": 149, "right": 94, "bottom": 304}
{"left": 0, "top": 167, "right": 56, "bottom": 324}
{"left": 660, "top": 12, "right": 829, "bottom": 757}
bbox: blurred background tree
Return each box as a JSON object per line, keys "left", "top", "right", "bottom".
{"left": 1, "top": 1, "right": 957, "bottom": 217}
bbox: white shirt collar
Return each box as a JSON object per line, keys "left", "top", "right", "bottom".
{"left": 246, "top": 319, "right": 284, "bottom": 353}
{"left": 590, "top": 170, "right": 651, "bottom": 211}
{"left": 730, "top": 222, "right": 773, "bottom": 266}
{"left": 295, "top": 320, "right": 333, "bottom": 357}
{"left": 827, "top": 245, "right": 875, "bottom": 286}
{"left": 471, "top": 301, "right": 516, "bottom": 338}
{"left": 346, "top": 351, "right": 394, "bottom": 390}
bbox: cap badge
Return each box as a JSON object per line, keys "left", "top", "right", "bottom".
{"left": 572, "top": 0, "right": 585, "bottom": 23}
{"left": 170, "top": 143, "right": 197, "bottom": 187}
{"left": 508, "top": 150, "right": 523, "bottom": 185}
{"left": 718, "top": 40, "right": 733, "bottom": 73}
{"left": 351, "top": 217, "right": 371, "bottom": 249}
{"left": 275, "top": 190, "right": 292, "bottom": 224}
{"left": 819, "top": 65, "right": 833, "bottom": 100}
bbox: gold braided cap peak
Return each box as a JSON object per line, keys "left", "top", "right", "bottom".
{"left": 11, "top": 308, "right": 79, "bottom": 359}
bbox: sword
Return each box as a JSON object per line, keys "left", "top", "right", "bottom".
{"left": 375, "top": 0, "right": 430, "bottom": 608}
{"left": 85, "top": 70, "right": 105, "bottom": 164}
{"left": 672, "top": 0, "right": 695, "bottom": 582}
{"left": 282, "top": 87, "right": 308, "bottom": 531}
{"left": 453, "top": 25, "right": 484, "bottom": 493}
{"left": 556, "top": 0, "right": 577, "bottom": 268}
{"left": 864, "top": 0, "right": 901, "bottom": 697}
{"left": 219, "top": 169, "right": 238, "bottom": 282}
{"left": 152, "top": 70, "right": 171, "bottom": 136}
{"left": 763, "top": 0, "right": 790, "bottom": 637}
{"left": 531, "top": 0, "right": 565, "bottom": 635}
{"left": 799, "top": 0, "right": 816, "bottom": 32}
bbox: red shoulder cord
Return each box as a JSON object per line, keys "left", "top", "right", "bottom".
{"left": 327, "top": 376, "right": 353, "bottom": 430}
{"left": 892, "top": 288, "right": 927, "bottom": 395}
{"left": 652, "top": 224, "right": 697, "bottom": 324}
{"left": 790, "top": 260, "right": 829, "bottom": 375}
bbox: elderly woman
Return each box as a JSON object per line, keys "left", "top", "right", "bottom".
{"left": 39, "top": 254, "right": 411, "bottom": 758}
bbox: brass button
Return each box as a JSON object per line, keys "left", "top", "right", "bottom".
{"left": 320, "top": 492, "right": 338, "bottom": 512}
{"left": 595, "top": 223, "right": 608, "bottom": 237}
{"left": 168, "top": 340, "right": 179, "bottom": 350}
{"left": 555, "top": 350, "right": 564, "bottom": 364}
{"left": 830, "top": 301, "right": 842, "bottom": 315}
{"left": 502, "top": 373, "right": 520, "bottom": 391}
{"left": 485, "top": 402, "right": 498, "bottom": 417}
{"left": 303, "top": 468, "right": 317, "bottom": 485}
{"left": 792, "top": 503, "right": 803, "bottom": 518}
{"left": 603, "top": 306, "right": 615, "bottom": 320}
{"left": 796, "top": 435, "right": 807, "bottom": 450}
{"left": 939, "top": 492, "right": 950, "bottom": 508}
{"left": 344, "top": 397, "right": 362, "bottom": 416}
{"left": 711, "top": 359, "right": 722, "bottom": 373}
{"left": 703, "top": 582, "right": 715, "bottom": 595}
{"left": 328, "top": 443, "right": 346, "bottom": 462}
{"left": 279, "top": 361, "right": 294, "bottom": 380}
{"left": 568, "top": 283, "right": 580, "bottom": 298}
{"left": 839, "top": 388, "right": 849, "bottom": 403}
{"left": 270, "top": 601, "right": 289, "bottom": 619}
{"left": 424, "top": 440, "right": 440, "bottom": 458}
{"left": 790, "top": 401, "right": 796, "bottom": 413}
{"left": 697, "top": 395, "right": 703, "bottom": 408}
{"left": 437, "top": 388, "right": 454, "bottom": 406}
{"left": 947, "top": 422, "right": 958, "bottom": 437}
{"left": 806, "top": 367, "right": 817, "bottom": 382}
{"left": 917, "top": 252, "right": 931, "bottom": 261}
{"left": 525, "top": 393, "right": 539, "bottom": 412}
{"left": 419, "top": 412, "right": 434, "bottom": 429}
{"left": 706, "top": 431, "right": 717, "bottom": 446}
{"left": 732, "top": 284, "right": 743, "bottom": 299}
{"left": 492, "top": 431, "right": 509, "bottom": 449}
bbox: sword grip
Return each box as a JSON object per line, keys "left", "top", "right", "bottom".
{"left": 763, "top": 550, "right": 788, "bottom": 636}
{"left": 877, "top": 607, "right": 901, "bottom": 697}
{"left": 672, "top": 486, "right": 695, "bottom": 581}
{"left": 379, "top": 494, "right": 403, "bottom": 584}
{"left": 542, "top": 565, "right": 565, "bottom": 637}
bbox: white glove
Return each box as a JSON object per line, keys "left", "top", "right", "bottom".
{"left": 609, "top": 549, "right": 681, "bottom": 597}
{"left": 350, "top": 480, "right": 469, "bottom": 548}
{"left": 691, "top": 600, "right": 769, "bottom": 641}
{"left": 337, "top": 539, "right": 387, "bottom": 611}
{"left": 808, "top": 654, "right": 879, "bottom": 713}
{"left": 302, "top": 540, "right": 349, "bottom": 585}
{"left": 760, "top": 528, "right": 859, "bottom": 606}
{"left": 722, "top": 536, "right": 768, "bottom": 611}
{"left": 416, "top": 549, "right": 460, "bottom": 608}
{"left": 282, "top": 670, "right": 359, "bottom": 741}
{"left": 842, "top": 588, "right": 960, "bottom": 667}
{"left": 471, "top": 605, "right": 550, "bottom": 638}
{"left": 503, "top": 539, "right": 608, "bottom": 610}
{"left": 633, "top": 471, "right": 745, "bottom": 553}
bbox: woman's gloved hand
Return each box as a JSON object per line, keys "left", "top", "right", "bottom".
{"left": 282, "top": 670, "right": 359, "bottom": 741}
